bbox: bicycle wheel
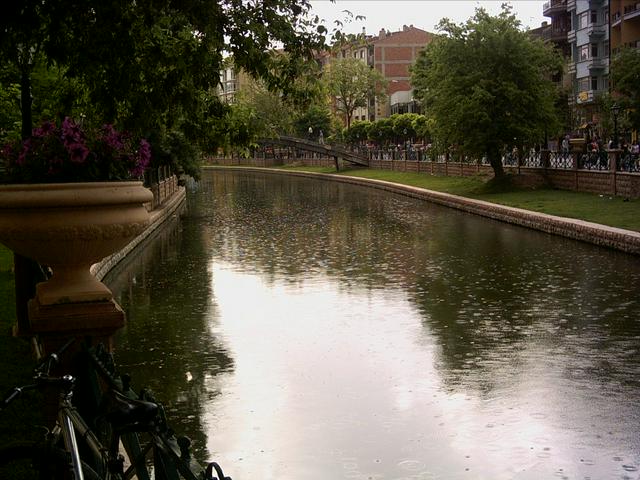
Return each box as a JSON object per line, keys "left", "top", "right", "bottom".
{"left": 0, "top": 442, "right": 101, "bottom": 480}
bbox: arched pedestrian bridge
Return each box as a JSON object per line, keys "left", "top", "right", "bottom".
{"left": 257, "top": 135, "right": 369, "bottom": 168}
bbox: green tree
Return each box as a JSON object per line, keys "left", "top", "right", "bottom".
{"left": 411, "top": 6, "right": 561, "bottom": 177}
{"left": 294, "top": 104, "right": 334, "bottom": 139}
{"left": 367, "top": 117, "right": 394, "bottom": 145}
{"left": 0, "top": 0, "right": 327, "bottom": 177}
{"left": 234, "top": 82, "right": 295, "bottom": 139}
{"left": 412, "top": 115, "right": 431, "bottom": 144}
{"left": 611, "top": 47, "right": 640, "bottom": 131}
{"left": 343, "top": 120, "right": 371, "bottom": 144}
{"left": 390, "top": 113, "right": 419, "bottom": 143}
{"left": 324, "top": 57, "right": 387, "bottom": 128}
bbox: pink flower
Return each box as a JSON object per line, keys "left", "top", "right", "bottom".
{"left": 33, "top": 121, "right": 55, "bottom": 138}
{"left": 67, "top": 142, "right": 90, "bottom": 164}
{"left": 61, "top": 117, "right": 84, "bottom": 147}
{"left": 16, "top": 139, "right": 32, "bottom": 166}
{"left": 2, "top": 117, "right": 151, "bottom": 182}
{"left": 101, "top": 124, "right": 125, "bottom": 150}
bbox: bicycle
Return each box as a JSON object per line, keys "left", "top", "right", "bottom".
{"left": 0, "top": 338, "right": 231, "bottom": 480}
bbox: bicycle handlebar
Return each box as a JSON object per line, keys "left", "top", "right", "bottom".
{"left": 34, "top": 337, "right": 76, "bottom": 375}
{"left": 1, "top": 375, "right": 76, "bottom": 412}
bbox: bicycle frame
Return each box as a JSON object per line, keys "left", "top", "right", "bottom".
{"left": 1, "top": 337, "right": 231, "bottom": 480}
{"left": 54, "top": 378, "right": 109, "bottom": 480}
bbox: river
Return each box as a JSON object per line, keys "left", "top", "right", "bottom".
{"left": 105, "top": 169, "right": 640, "bottom": 480}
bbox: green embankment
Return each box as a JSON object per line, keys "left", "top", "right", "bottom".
{"left": 0, "top": 248, "right": 41, "bottom": 447}
{"left": 276, "top": 166, "right": 640, "bottom": 232}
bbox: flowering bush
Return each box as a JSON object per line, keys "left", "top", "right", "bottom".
{"left": 1, "top": 117, "right": 151, "bottom": 183}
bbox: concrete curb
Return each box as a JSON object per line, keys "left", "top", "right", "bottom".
{"left": 92, "top": 185, "right": 187, "bottom": 280}
{"left": 204, "top": 166, "right": 640, "bottom": 255}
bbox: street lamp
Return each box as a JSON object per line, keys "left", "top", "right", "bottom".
{"left": 612, "top": 103, "right": 621, "bottom": 149}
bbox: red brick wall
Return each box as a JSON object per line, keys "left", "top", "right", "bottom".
{"left": 374, "top": 27, "right": 432, "bottom": 45}
{"left": 384, "top": 63, "right": 410, "bottom": 77}
{"left": 381, "top": 46, "right": 413, "bottom": 61}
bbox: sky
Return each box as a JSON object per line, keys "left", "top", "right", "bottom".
{"left": 308, "top": 1, "right": 547, "bottom": 36}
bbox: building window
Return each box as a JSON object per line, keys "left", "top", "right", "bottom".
{"left": 591, "top": 43, "right": 598, "bottom": 58}
{"left": 577, "top": 77, "right": 589, "bottom": 91}
{"left": 604, "top": 8, "right": 609, "bottom": 23}
{"left": 578, "top": 11, "right": 589, "bottom": 29}
{"left": 591, "top": 76, "right": 598, "bottom": 91}
{"left": 590, "top": 10, "right": 598, "bottom": 24}
{"left": 604, "top": 40, "right": 610, "bottom": 55}
{"left": 579, "top": 44, "right": 589, "bottom": 61}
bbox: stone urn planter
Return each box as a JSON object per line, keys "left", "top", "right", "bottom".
{"left": 0, "top": 181, "right": 153, "bottom": 306}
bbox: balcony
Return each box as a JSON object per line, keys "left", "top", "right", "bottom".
{"left": 568, "top": 61, "right": 577, "bottom": 74}
{"left": 567, "top": 29, "right": 576, "bottom": 42}
{"left": 588, "top": 58, "right": 606, "bottom": 71}
{"left": 566, "top": 0, "right": 576, "bottom": 10}
{"left": 543, "top": 0, "right": 567, "bottom": 16}
{"left": 543, "top": 25, "right": 569, "bottom": 42}
{"left": 624, "top": 3, "right": 640, "bottom": 19}
{"left": 612, "top": 12, "right": 622, "bottom": 27}
{"left": 588, "top": 24, "right": 606, "bottom": 38}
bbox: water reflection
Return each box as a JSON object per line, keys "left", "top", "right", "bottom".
{"left": 105, "top": 210, "right": 234, "bottom": 460}
{"left": 107, "top": 170, "right": 640, "bottom": 479}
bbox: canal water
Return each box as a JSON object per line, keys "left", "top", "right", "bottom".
{"left": 105, "top": 169, "right": 640, "bottom": 480}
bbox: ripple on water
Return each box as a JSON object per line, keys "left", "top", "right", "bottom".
{"left": 397, "top": 459, "right": 427, "bottom": 472}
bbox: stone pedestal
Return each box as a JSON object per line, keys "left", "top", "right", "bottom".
{"left": 27, "top": 298, "right": 125, "bottom": 357}
{"left": 22, "top": 299, "right": 125, "bottom": 427}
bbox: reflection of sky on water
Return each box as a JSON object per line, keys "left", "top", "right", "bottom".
{"left": 110, "top": 171, "right": 640, "bottom": 479}
{"left": 203, "top": 262, "right": 639, "bottom": 480}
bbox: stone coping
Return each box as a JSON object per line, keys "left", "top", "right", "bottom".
{"left": 91, "top": 185, "right": 187, "bottom": 280}
{"left": 204, "top": 166, "right": 640, "bottom": 256}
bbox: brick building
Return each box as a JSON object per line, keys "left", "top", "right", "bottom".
{"left": 333, "top": 25, "right": 433, "bottom": 123}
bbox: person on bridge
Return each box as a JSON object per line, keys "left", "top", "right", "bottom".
{"left": 319, "top": 129, "right": 324, "bottom": 144}
{"left": 308, "top": 126, "right": 313, "bottom": 139}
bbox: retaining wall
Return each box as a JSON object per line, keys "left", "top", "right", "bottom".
{"left": 207, "top": 155, "right": 640, "bottom": 199}
{"left": 92, "top": 180, "right": 187, "bottom": 280}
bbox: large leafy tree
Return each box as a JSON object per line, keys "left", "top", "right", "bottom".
{"left": 233, "top": 81, "right": 295, "bottom": 139}
{"left": 324, "top": 57, "right": 387, "bottom": 128}
{"left": 411, "top": 6, "right": 561, "bottom": 177}
{"left": 0, "top": 0, "right": 328, "bottom": 177}
{"left": 611, "top": 47, "right": 640, "bottom": 131}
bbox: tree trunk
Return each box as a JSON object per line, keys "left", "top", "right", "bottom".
{"left": 16, "top": 68, "right": 37, "bottom": 333}
{"left": 488, "top": 148, "right": 505, "bottom": 178}
{"left": 20, "top": 69, "right": 32, "bottom": 140}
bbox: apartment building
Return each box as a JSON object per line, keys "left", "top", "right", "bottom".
{"left": 217, "top": 64, "right": 251, "bottom": 104}
{"left": 610, "top": 0, "right": 640, "bottom": 51}
{"left": 542, "top": 0, "right": 609, "bottom": 128}
{"left": 333, "top": 25, "right": 432, "bottom": 123}
{"left": 543, "top": 0, "right": 640, "bottom": 131}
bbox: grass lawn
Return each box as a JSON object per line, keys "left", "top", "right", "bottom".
{"left": 0, "top": 247, "right": 41, "bottom": 447}
{"left": 275, "top": 165, "right": 640, "bottom": 232}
